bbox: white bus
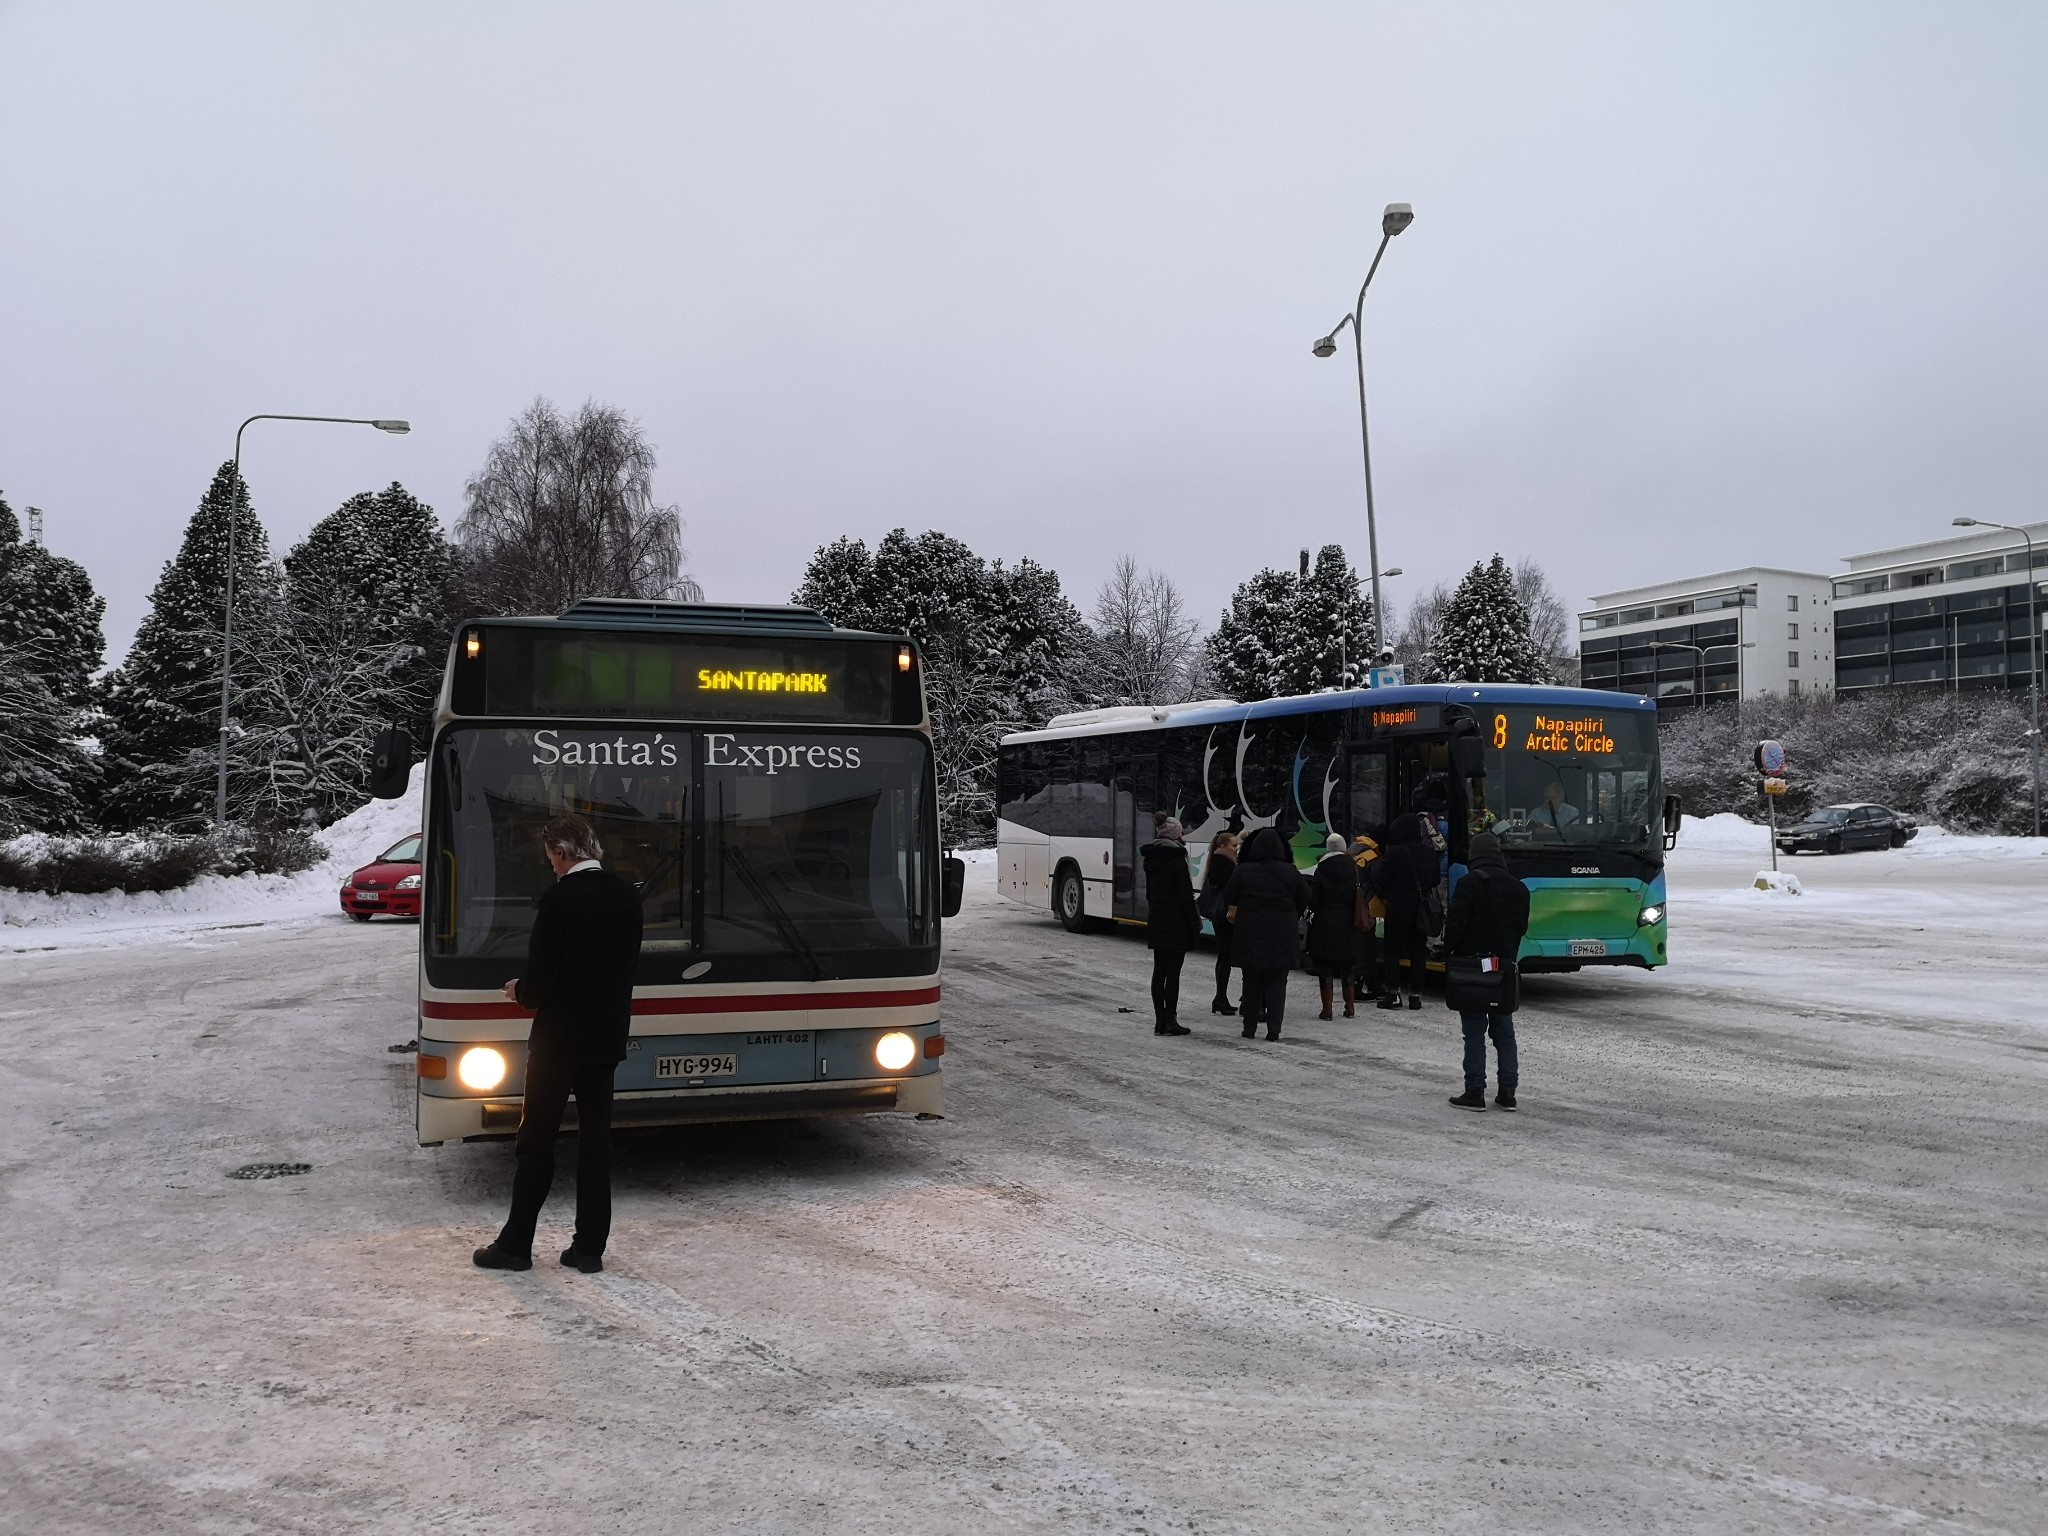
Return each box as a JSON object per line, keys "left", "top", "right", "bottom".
{"left": 368, "top": 599, "right": 965, "bottom": 1145}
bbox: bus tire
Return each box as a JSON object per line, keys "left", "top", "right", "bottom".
{"left": 1054, "top": 865, "right": 1092, "bottom": 934}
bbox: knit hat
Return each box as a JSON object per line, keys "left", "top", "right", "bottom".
{"left": 1155, "top": 815, "right": 1185, "bottom": 843}
{"left": 1469, "top": 832, "right": 1502, "bottom": 859}
{"left": 1325, "top": 833, "right": 1347, "bottom": 853}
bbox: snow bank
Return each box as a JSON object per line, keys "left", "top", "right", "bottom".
{"left": 0, "top": 768, "right": 424, "bottom": 952}
{"left": 1748, "top": 870, "right": 1803, "bottom": 895}
{"left": 1675, "top": 810, "right": 2048, "bottom": 860}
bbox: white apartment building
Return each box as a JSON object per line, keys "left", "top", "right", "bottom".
{"left": 1577, "top": 567, "right": 1835, "bottom": 709}
{"left": 1832, "top": 521, "right": 2048, "bottom": 694}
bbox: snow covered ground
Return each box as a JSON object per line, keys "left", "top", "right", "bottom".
{"left": 0, "top": 770, "right": 423, "bottom": 952}
{"left": 3, "top": 817, "right": 2045, "bottom": 1531}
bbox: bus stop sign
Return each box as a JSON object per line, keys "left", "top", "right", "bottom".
{"left": 1754, "top": 740, "right": 1787, "bottom": 776}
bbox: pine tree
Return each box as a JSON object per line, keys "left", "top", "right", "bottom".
{"left": 97, "top": 464, "right": 281, "bottom": 829}
{"left": 0, "top": 494, "right": 106, "bottom": 830}
{"left": 1422, "top": 553, "right": 1550, "bottom": 684}
{"left": 795, "top": 529, "right": 1092, "bottom": 841}
{"left": 1205, "top": 546, "right": 1377, "bottom": 701}
{"left": 284, "top": 482, "right": 457, "bottom": 748}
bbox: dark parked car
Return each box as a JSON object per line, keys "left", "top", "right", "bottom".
{"left": 340, "top": 834, "right": 423, "bottom": 920}
{"left": 1776, "top": 804, "right": 1918, "bottom": 856}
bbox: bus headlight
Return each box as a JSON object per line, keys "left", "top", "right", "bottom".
{"left": 874, "top": 1031, "right": 916, "bottom": 1071}
{"left": 457, "top": 1047, "right": 508, "bottom": 1091}
{"left": 1637, "top": 904, "right": 1665, "bottom": 926}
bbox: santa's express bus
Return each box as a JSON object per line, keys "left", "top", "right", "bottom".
{"left": 369, "top": 599, "right": 963, "bottom": 1146}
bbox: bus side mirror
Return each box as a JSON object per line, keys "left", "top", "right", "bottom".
{"left": 368, "top": 727, "right": 412, "bottom": 800}
{"left": 941, "top": 856, "right": 966, "bottom": 918}
{"left": 1662, "top": 794, "right": 1683, "bottom": 850}
{"left": 1449, "top": 735, "right": 1484, "bottom": 781}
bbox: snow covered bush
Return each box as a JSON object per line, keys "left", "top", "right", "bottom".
{"left": 0, "top": 821, "right": 324, "bottom": 896}
{"left": 1660, "top": 690, "right": 2035, "bottom": 834}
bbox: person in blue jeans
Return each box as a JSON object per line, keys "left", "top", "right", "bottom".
{"left": 1443, "top": 833, "right": 1530, "bottom": 1112}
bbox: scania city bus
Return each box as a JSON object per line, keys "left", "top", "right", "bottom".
{"left": 996, "top": 684, "right": 1679, "bottom": 973}
{"left": 368, "top": 599, "right": 963, "bottom": 1145}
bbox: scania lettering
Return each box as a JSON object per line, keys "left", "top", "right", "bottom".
{"left": 369, "top": 599, "right": 962, "bottom": 1146}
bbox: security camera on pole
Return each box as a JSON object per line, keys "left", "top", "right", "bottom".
{"left": 1755, "top": 739, "right": 1788, "bottom": 872}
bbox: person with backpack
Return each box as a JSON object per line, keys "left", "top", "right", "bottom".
{"left": 1350, "top": 830, "right": 1389, "bottom": 1001}
{"left": 1140, "top": 812, "right": 1202, "bottom": 1036}
{"left": 1371, "top": 810, "right": 1439, "bottom": 1010}
{"left": 1443, "top": 831, "right": 1532, "bottom": 1112}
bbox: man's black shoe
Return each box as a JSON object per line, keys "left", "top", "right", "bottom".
{"left": 1264, "top": 1028, "right": 1281, "bottom": 1042}
{"left": 560, "top": 1246, "right": 604, "bottom": 1273}
{"left": 1155, "top": 1021, "right": 1191, "bottom": 1036}
{"left": 1448, "top": 1092, "right": 1487, "bottom": 1112}
{"left": 473, "top": 1243, "right": 532, "bottom": 1271}
{"left": 1241, "top": 1022, "right": 1257, "bottom": 1038}
{"left": 1406, "top": 994, "right": 1423, "bottom": 1010}
{"left": 1495, "top": 1090, "right": 1517, "bottom": 1112}
{"left": 1376, "top": 996, "right": 1402, "bottom": 1011}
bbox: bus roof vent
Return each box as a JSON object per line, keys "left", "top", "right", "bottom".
{"left": 557, "top": 598, "right": 837, "bottom": 634}
{"left": 1044, "top": 698, "right": 1239, "bottom": 730}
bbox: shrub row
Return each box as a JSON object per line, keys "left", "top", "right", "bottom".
{"left": 1660, "top": 689, "right": 2034, "bottom": 835}
{"left": 0, "top": 822, "right": 326, "bottom": 896}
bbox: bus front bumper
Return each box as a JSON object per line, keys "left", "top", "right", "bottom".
{"left": 419, "top": 1071, "right": 944, "bottom": 1145}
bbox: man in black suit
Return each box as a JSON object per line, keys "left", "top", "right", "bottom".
{"left": 474, "top": 813, "right": 643, "bottom": 1274}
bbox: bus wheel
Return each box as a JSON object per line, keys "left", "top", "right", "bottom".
{"left": 1055, "top": 867, "right": 1090, "bottom": 933}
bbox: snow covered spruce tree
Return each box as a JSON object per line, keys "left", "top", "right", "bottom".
{"left": 245, "top": 483, "right": 459, "bottom": 822}
{"left": 1205, "top": 545, "right": 1375, "bottom": 701}
{"left": 794, "top": 529, "right": 1091, "bottom": 843}
{"left": 1422, "top": 554, "right": 1550, "bottom": 684}
{"left": 456, "top": 398, "right": 700, "bottom": 615}
{"left": 97, "top": 464, "right": 281, "bottom": 830}
{"left": 0, "top": 494, "right": 106, "bottom": 831}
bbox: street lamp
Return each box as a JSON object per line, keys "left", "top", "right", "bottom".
{"left": 1313, "top": 201, "right": 1414, "bottom": 651}
{"left": 216, "top": 414, "right": 411, "bottom": 826}
{"left": 1649, "top": 639, "right": 1755, "bottom": 707}
{"left": 1953, "top": 516, "right": 2041, "bottom": 836}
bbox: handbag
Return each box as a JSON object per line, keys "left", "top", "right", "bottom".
{"left": 1444, "top": 953, "right": 1519, "bottom": 1014}
{"left": 1353, "top": 885, "right": 1371, "bottom": 932}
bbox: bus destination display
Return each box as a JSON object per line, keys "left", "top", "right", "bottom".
{"left": 1492, "top": 709, "right": 1622, "bottom": 756}
{"left": 476, "top": 629, "right": 911, "bottom": 724}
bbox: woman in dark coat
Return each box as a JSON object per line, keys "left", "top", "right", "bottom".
{"left": 1218, "top": 825, "right": 1310, "bottom": 1042}
{"left": 1199, "top": 830, "right": 1240, "bottom": 1016}
{"left": 1372, "top": 810, "right": 1438, "bottom": 1010}
{"left": 1307, "top": 833, "right": 1363, "bottom": 1019}
{"left": 1140, "top": 813, "right": 1202, "bottom": 1036}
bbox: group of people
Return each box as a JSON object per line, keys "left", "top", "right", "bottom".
{"left": 1139, "top": 808, "right": 1530, "bottom": 1111}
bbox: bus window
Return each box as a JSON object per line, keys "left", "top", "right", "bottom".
{"left": 1344, "top": 749, "right": 1388, "bottom": 837}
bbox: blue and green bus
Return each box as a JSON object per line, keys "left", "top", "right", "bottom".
{"left": 996, "top": 683, "right": 1678, "bottom": 974}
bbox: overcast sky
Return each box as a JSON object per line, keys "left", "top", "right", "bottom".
{"left": 4, "top": 2, "right": 2044, "bottom": 664}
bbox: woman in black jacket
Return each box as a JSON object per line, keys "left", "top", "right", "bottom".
{"left": 1218, "top": 825, "right": 1310, "bottom": 1041}
{"left": 1140, "top": 813, "right": 1202, "bottom": 1035}
{"left": 1306, "top": 833, "right": 1363, "bottom": 1019}
{"left": 1372, "top": 811, "right": 1438, "bottom": 1010}
{"left": 1199, "top": 830, "right": 1241, "bottom": 1015}
{"left": 1444, "top": 831, "right": 1532, "bottom": 1112}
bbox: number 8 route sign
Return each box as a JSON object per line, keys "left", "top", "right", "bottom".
{"left": 1754, "top": 739, "right": 1788, "bottom": 776}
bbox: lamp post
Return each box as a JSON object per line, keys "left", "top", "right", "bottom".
{"left": 216, "top": 414, "right": 410, "bottom": 826}
{"left": 1649, "top": 639, "right": 1754, "bottom": 708}
{"left": 1953, "top": 516, "right": 2041, "bottom": 836}
{"left": 1314, "top": 202, "right": 1414, "bottom": 658}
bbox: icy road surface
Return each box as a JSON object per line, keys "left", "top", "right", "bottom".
{"left": 3, "top": 845, "right": 2045, "bottom": 1533}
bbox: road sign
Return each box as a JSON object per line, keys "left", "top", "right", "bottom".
{"left": 1369, "top": 664, "right": 1406, "bottom": 688}
{"left": 1754, "top": 740, "right": 1787, "bottom": 776}
{"left": 1761, "top": 776, "right": 1788, "bottom": 796}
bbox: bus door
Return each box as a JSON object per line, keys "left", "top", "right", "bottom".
{"left": 1339, "top": 746, "right": 1391, "bottom": 839}
{"left": 1112, "top": 755, "right": 1158, "bottom": 920}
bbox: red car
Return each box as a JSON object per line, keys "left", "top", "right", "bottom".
{"left": 340, "top": 834, "right": 423, "bottom": 921}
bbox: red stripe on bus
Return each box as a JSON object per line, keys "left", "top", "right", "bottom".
{"left": 419, "top": 987, "right": 941, "bottom": 1022}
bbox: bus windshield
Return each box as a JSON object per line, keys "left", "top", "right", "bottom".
{"left": 426, "top": 725, "right": 933, "bottom": 980}
{"left": 1477, "top": 706, "right": 1659, "bottom": 853}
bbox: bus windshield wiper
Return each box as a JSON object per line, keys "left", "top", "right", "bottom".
{"left": 719, "top": 842, "right": 824, "bottom": 982}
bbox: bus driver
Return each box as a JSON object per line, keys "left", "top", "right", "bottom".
{"left": 1527, "top": 782, "right": 1580, "bottom": 831}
